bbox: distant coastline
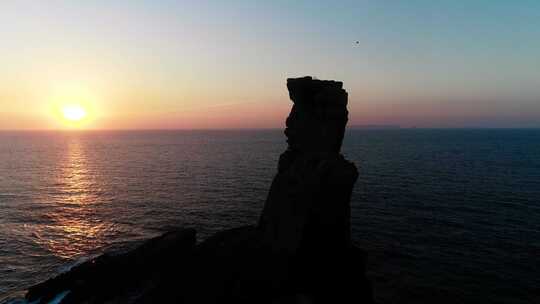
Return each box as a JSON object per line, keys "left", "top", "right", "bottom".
{"left": 349, "top": 124, "right": 401, "bottom": 130}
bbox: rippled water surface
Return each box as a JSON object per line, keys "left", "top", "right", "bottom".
{"left": 1, "top": 130, "right": 539, "bottom": 303}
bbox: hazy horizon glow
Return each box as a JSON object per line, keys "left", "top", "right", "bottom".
{"left": 2, "top": 1, "right": 540, "bottom": 129}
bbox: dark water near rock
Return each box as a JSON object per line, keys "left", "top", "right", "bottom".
{"left": 1, "top": 129, "right": 539, "bottom": 303}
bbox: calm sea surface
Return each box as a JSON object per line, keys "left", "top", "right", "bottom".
{"left": 0, "top": 130, "right": 539, "bottom": 303}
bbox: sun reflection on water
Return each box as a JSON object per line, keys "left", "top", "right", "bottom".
{"left": 35, "top": 136, "right": 114, "bottom": 259}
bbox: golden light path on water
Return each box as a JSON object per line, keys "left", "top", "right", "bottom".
{"left": 33, "top": 136, "right": 114, "bottom": 259}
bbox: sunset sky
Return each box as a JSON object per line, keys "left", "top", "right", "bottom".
{"left": 1, "top": 1, "right": 539, "bottom": 129}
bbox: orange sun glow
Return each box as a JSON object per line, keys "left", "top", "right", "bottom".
{"left": 62, "top": 105, "right": 87, "bottom": 122}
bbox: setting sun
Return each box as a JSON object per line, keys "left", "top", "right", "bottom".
{"left": 62, "top": 105, "right": 87, "bottom": 122}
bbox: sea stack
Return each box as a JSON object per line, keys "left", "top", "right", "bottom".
{"left": 259, "top": 76, "right": 358, "bottom": 254}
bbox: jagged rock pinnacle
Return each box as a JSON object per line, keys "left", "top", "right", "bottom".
{"left": 259, "top": 76, "right": 358, "bottom": 254}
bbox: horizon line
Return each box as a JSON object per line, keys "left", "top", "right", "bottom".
{"left": 1, "top": 127, "right": 540, "bottom": 132}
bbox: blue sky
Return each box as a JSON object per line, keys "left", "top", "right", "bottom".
{"left": 1, "top": 1, "right": 539, "bottom": 128}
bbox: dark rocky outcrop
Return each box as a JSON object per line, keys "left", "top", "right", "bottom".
{"left": 259, "top": 76, "right": 357, "bottom": 254}
{"left": 24, "top": 77, "right": 372, "bottom": 304}
{"left": 26, "top": 229, "right": 197, "bottom": 303}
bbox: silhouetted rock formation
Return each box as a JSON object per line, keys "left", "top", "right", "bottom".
{"left": 26, "top": 229, "right": 197, "bottom": 303}
{"left": 24, "top": 77, "right": 372, "bottom": 304}
{"left": 259, "top": 76, "right": 358, "bottom": 254}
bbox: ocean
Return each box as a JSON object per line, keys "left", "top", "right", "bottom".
{"left": 0, "top": 129, "right": 539, "bottom": 303}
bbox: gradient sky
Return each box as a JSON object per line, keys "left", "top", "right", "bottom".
{"left": 1, "top": 0, "right": 539, "bottom": 129}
